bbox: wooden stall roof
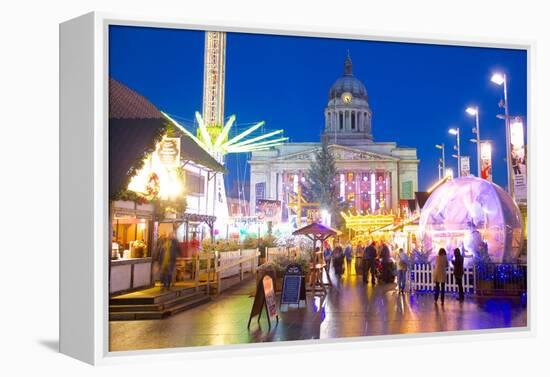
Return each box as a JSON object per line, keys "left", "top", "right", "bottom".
{"left": 292, "top": 222, "right": 342, "bottom": 237}
{"left": 109, "top": 78, "right": 224, "bottom": 199}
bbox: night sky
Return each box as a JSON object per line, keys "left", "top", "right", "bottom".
{"left": 109, "top": 25, "right": 527, "bottom": 195}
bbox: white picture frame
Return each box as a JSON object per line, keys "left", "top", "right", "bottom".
{"left": 59, "top": 11, "right": 535, "bottom": 365}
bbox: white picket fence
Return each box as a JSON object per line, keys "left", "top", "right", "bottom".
{"left": 410, "top": 263, "right": 475, "bottom": 294}
{"left": 218, "top": 249, "right": 258, "bottom": 278}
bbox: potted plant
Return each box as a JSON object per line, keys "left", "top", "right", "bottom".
{"left": 131, "top": 240, "right": 146, "bottom": 258}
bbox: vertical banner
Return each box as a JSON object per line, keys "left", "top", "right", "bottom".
{"left": 401, "top": 181, "right": 413, "bottom": 200}
{"left": 480, "top": 141, "right": 493, "bottom": 181}
{"left": 255, "top": 182, "right": 266, "bottom": 200}
{"left": 460, "top": 156, "right": 470, "bottom": 177}
{"left": 510, "top": 117, "right": 527, "bottom": 203}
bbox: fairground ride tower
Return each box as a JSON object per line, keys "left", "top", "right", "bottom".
{"left": 202, "top": 31, "right": 229, "bottom": 235}
{"left": 201, "top": 31, "right": 227, "bottom": 160}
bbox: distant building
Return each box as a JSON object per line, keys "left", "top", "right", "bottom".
{"left": 249, "top": 54, "right": 419, "bottom": 221}
{"left": 227, "top": 197, "right": 250, "bottom": 217}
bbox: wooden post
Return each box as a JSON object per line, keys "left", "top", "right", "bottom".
{"left": 194, "top": 253, "right": 200, "bottom": 292}
{"left": 216, "top": 251, "right": 221, "bottom": 295}
{"left": 240, "top": 249, "right": 244, "bottom": 281}
{"left": 206, "top": 253, "right": 211, "bottom": 296}
{"left": 252, "top": 248, "right": 258, "bottom": 275}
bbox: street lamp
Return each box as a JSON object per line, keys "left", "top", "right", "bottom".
{"left": 491, "top": 72, "right": 513, "bottom": 197}
{"left": 448, "top": 127, "right": 461, "bottom": 176}
{"left": 435, "top": 144, "right": 446, "bottom": 179}
{"left": 466, "top": 106, "right": 481, "bottom": 178}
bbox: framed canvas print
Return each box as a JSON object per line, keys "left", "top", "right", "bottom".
{"left": 59, "top": 12, "right": 533, "bottom": 365}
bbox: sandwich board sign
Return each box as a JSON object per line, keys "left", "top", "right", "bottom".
{"left": 248, "top": 272, "right": 279, "bottom": 329}
{"left": 280, "top": 263, "right": 306, "bottom": 307}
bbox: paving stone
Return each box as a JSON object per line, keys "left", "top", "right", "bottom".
{"left": 109, "top": 271, "right": 527, "bottom": 352}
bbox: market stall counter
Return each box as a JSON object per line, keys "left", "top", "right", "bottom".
{"left": 110, "top": 257, "right": 153, "bottom": 295}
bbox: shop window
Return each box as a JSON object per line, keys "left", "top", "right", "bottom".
{"left": 185, "top": 171, "right": 205, "bottom": 195}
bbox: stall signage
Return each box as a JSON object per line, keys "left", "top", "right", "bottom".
{"left": 256, "top": 199, "right": 281, "bottom": 223}
{"left": 158, "top": 137, "right": 181, "bottom": 167}
{"left": 280, "top": 263, "right": 305, "bottom": 306}
{"left": 248, "top": 271, "right": 279, "bottom": 329}
{"left": 262, "top": 275, "right": 277, "bottom": 318}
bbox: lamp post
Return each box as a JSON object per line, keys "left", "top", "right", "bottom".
{"left": 449, "top": 127, "right": 461, "bottom": 176}
{"left": 466, "top": 106, "right": 481, "bottom": 177}
{"left": 491, "top": 72, "right": 513, "bottom": 198}
{"left": 435, "top": 144, "right": 445, "bottom": 179}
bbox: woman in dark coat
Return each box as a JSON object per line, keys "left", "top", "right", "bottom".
{"left": 332, "top": 242, "right": 345, "bottom": 277}
{"left": 379, "top": 243, "right": 395, "bottom": 283}
{"left": 156, "top": 231, "right": 179, "bottom": 289}
{"left": 452, "top": 248, "right": 465, "bottom": 301}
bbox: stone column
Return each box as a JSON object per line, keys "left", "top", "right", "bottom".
{"left": 355, "top": 171, "right": 361, "bottom": 209}
{"left": 390, "top": 166, "right": 399, "bottom": 214}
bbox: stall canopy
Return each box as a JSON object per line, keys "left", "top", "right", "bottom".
{"left": 109, "top": 78, "right": 224, "bottom": 199}
{"left": 292, "top": 222, "right": 341, "bottom": 249}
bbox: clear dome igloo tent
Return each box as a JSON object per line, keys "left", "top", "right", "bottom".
{"left": 419, "top": 176, "right": 523, "bottom": 263}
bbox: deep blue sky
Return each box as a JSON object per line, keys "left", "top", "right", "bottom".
{"left": 109, "top": 25, "right": 527, "bottom": 193}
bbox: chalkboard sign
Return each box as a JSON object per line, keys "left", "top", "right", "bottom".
{"left": 280, "top": 263, "right": 306, "bottom": 306}
{"left": 247, "top": 271, "right": 279, "bottom": 329}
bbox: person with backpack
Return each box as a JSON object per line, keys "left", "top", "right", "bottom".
{"left": 363, "top": 241, "right": 377, "bottom": 285}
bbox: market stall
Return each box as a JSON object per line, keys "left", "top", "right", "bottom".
{"left": 110, "top": 200, "right": 154, "bottom": 294}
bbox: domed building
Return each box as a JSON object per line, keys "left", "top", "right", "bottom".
{"left": 324, "top": 53, "right": 373, "bottom": 144}
{"left": 249, "top": 54, "right": 419, "bottom": 225}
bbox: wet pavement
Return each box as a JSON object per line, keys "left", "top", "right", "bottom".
{"left": 109, "top": 269, "right": 527, "bottom": 352}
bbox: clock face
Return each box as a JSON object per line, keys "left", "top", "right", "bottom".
{"left": 341, "top": 92, "right": 353, "bottom": 104}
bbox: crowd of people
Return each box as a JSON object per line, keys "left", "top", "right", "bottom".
{"left": 322, "top": 239, "right": 466, "bottom": 303}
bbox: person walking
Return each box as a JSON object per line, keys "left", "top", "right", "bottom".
{"left": 333, "top": 242, "right": 344, "bottom": 277}
{"left": 323, "top": 242, "right": 332, "bottom": 273}
{"left": 364, "top": 241, "right": 377, "bottom": 285}
{"left": 433, "top": 248, "right": 448, "bottom": 304}
{"left": 452, "top": 248, "right": 465, "bottom": 301}
{"left": 396, "top": 248, "right": 409, "bottom": 293}
{"left": 344, "top": 241, "right": 353, "bottom": 275}
{"left": 355, "top": 242, "right": 364, "bottom": 277}
{"left": 156, "top": 230, "right": 178, "bottom": 289}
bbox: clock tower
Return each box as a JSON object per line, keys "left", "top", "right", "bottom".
{"left": 324, "top": 53, "right": 373, "bottom": 145}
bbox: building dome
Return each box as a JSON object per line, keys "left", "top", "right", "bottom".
{"left": 328, "top": 54, "right": 368, "bottom": 101}
{"left": 419, "top": 176, "right": 524, "bottom": 263}
{"left": 324, "top": 53, "right": 373, "bottom": 143}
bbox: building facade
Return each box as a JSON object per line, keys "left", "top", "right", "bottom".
{"left": 249, "top": 54, "right": 419, "bottom": 221}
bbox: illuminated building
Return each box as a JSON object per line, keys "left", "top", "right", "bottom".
{"left": 249, "top": 54, "right": 419, "bottom": 223}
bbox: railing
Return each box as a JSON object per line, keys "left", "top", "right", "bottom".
{"left": 474, "top": 263, "right": 527, "bottom": 296}
{"left": 214, "top": 249, "right": 260, "bottom": 294}
{"left": 410, "top": 263, "right": 475, "bottom": 294}
{"left": 410, "top": 262, "right": 527, "bottom": 296}
{"left": 176, "top": 249, "right": 261, "bottom": 296}
{"left": 266, "top": 246, "right": 308, "bottom": 262}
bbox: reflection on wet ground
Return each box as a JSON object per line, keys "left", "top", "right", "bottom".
{"left": 110, "top": 270, "right": 527, "bottom": 352}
